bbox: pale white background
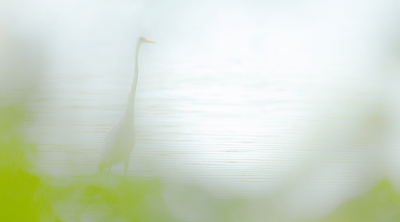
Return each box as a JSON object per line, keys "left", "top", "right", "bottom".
{"left": 2, "top": 0, "right": 400, "bottom": 221}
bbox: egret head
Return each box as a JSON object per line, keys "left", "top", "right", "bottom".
{"left": 138, "top": 36, "right": 156, "bottom": 44}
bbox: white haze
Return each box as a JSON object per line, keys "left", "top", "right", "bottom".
{"left": 3, "top": 0, "right": 400, "bottom": 220}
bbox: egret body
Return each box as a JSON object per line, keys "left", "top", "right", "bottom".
{"left": 98, "top": 36, "right": 155, "bottom": 180}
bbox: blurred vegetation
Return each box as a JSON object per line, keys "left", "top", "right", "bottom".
{"left": 0, "top": 102, "right": 180, "bottom": 221}
{"left": 56, "top": 178, "right": 180, "bottom": 222}
{"left": 319, "top": 179, "right": 400, "bottom": 222}
{"left": 2, "top": 100, "right": 400, "bottom": 222}
{"left": 0, "top": 102, "right": 61, "bottom": 221}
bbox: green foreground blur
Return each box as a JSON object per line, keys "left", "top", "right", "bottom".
{"left": 0, "top": 102, "right": 177, "bottom": 222}
{"left": 1, "top": 102, "right": 400, "bottom": 222}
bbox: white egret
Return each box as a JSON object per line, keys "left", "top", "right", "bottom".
{"left": 98, "top": 36, "right": 156, "bottom": 181}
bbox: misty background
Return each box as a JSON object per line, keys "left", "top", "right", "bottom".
{"left": 2, "top": 0, "right": 400, "bottom": 221}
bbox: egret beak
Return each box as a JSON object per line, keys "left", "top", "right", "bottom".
{"left": 145, "top": 38, "right": 156, "bottom": 43}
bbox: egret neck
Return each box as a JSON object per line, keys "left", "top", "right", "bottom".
{"left": 124, "top": 40, "right": 141, "bottom": 125}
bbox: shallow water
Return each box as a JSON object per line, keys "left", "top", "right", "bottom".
{"left": 25, "top": 58, "right": 383, "bottom": 204}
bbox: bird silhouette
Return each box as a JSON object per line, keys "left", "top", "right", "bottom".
{"left": 98, "top": 36, "right": 155, "bottom": 182}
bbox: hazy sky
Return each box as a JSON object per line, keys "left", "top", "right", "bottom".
{"left": 6, "top": 0, "right": 399, "bottom": 76}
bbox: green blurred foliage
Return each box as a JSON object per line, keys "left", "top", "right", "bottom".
{"left": 319, "top": 179, "right": 400, "bottom": 222}
{"left": 0, "top": 101, "right": 180, "bottom": 221}
{"left": 2, "top": 99, "right": 400, "bottom": 222}
{"left": 0, "top": 102, "right": 61, "bottom": 221}
{"left": 55, "top": 178, "right": 180, "bottom": 222}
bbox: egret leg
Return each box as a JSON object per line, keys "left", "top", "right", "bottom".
{"left": 106, "top": 166, "right": 111, "bottom": 185}
{"left": 124, "top": 157, "right": 130, "bottom": 180}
